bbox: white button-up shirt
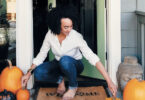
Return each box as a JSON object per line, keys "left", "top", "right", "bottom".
{"left": 33, "top": 29, "right": 100, "bottom": 66}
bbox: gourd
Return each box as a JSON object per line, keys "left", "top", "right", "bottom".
{"left": 16, "top": 88, "right": 30, "bottom": 100}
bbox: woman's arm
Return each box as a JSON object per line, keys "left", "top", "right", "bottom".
{"left": 26, "top": 64, "right": 37, "bottom": 75}
{"left": 21, "top": 31, "right": 51, "bottom": 87}
{"left": 95, "top": 61, "right": 117, "bottom": 97}
{"left": 33, "top": 31, "right": 51, "bottom": 66}
{"left": 78, "top": 34, "right": 100, "bottom": 66}
{"left": 77, "top": 33, "right": 117, "bottom": 96}
{"left": 21, "top": 64, "right": 37, "bottom": 87}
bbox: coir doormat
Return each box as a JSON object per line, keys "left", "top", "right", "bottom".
{"left": 37, "top": 86, "right": 107, "bottom": 100}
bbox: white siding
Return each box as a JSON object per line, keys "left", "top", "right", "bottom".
{"left": 121, "top": 0, "right": 136, "bottom": 12}
{"left": 121, "top": 0, "right": 138, "bottom": 61}
{"left": 137, "top": 0, "right": 145, "bottom": 11}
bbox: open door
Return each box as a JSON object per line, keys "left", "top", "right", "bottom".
{"left": 78, "top": 0, "right": 106, "bottom": 79}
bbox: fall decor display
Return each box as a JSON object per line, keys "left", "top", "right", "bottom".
{"left": 16, "top": 87, "right": 30, "bottom": 100}
{"left": 123, "top": 78, "right": 145, "bottom": 100}
{"left": 0, "top": 59, "right": 23, "bottom": 94}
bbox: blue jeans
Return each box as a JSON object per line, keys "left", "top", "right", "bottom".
{"left": 34, "top": 56, "right": 84, "bottom": 89}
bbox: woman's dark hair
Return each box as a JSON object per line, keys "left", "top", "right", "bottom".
{"left": 47, "top": 5, "right": 79, "bottom": 35}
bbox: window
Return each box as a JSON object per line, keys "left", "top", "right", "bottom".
{"left": 0, "top": 0, "right": 16, "bottom": 66}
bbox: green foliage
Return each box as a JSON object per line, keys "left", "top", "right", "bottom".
{"left": 0, "top": 0, "right": 9, "bottom": 28}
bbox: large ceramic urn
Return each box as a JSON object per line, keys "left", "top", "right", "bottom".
{"left": 116, "top": 56, "right": 143, "bottom": 91}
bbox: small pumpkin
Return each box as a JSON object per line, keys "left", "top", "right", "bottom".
{"left": 0, "top": 60, "right": 23, "bottom": 94}
{"left": 123, "top": 78, "right": 145, "bottom": 100}
{"left": 16, "top": 88, "right": 30, "bottom": 100}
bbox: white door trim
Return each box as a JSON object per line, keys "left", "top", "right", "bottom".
{"left": 106, "top": 0, "right": 121, "bottom": 85}
{"left": 16, "top": 0, "right": 34, "bottom": 89}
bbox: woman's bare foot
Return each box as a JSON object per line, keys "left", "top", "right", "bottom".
{"left": 57, "top": 79, "right": 66, "bottom": 95}
{"left": 62, "top": 88, "right": 77, "bottom": 100}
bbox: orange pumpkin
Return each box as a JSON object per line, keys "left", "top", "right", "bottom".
{"left": 16, "top": 88, "right": 30, "bottom": 100}
{"left": 0, "top": 75, "right": 1, "bottom": 99}
{"left": 123, "top": 78, "right": 145, "bottom": 100}
{"left": 0, "top": 60, "right": 23, "bottom": 94}
{"left": 0, "top": 75, "right": 1, "bottom": 91}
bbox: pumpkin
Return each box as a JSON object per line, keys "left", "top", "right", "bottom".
{"left": 0, "top": 60, "right": 23, "bottom": 94}
{"left": 123, "top": 78, "right": 145, "bottom": 100}
{"left": 0, "top": 75, "right": 1, "bottom": 91}
{"left": 16, "top": 88, "right": 30, "bottom": 100}
{"left": 0, "top": 75, "right": 1, "bottom": 99}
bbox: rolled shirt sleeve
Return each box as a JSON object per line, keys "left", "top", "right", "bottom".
{"left": 33, "top": 31, "right": 51, "bottom": 66}
{"left": 78, "top": 34, "right": 100, "bottom": 66}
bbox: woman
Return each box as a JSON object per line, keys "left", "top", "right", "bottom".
{"left": 22, "top": 5, "right": 117, "bottom": 100}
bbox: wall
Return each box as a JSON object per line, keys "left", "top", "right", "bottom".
{"left": 121, "top": 0, "right": 145, "bottom": 62}
{"left": 121, "top": 0, "right": 138, "bottom": 61}
{"left": 137, "top": 0, "right": 145, "bottom": 11}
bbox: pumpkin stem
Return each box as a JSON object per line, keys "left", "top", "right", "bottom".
{"left": 6, "top": 59, "right": 12, "bottom": 68}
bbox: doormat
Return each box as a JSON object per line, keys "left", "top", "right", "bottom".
{"left": 37, "top": 86, "right": 107, "bottom": 100}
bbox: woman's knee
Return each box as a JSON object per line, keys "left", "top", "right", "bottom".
{"left": 34, "top": 67, "right": 43, "bottom": 80}
{"left": 59, "top": 56, "right": 75, "bottom": 70}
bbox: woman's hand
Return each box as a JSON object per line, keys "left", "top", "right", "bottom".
{"left": 107, "top": 80, "right": 118, "bottom": 97}
{"left": 95, "top": 61, "right": 118, "bottom": 97}
{"left": 21, "top": 64, "right": 36, "bottom": 87}
{"left": 21, "top": 72, "right": 31, "bottom": 87}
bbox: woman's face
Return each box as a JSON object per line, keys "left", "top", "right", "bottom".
{"left": 60, "top": 18, "right": 73, "bottom": 36}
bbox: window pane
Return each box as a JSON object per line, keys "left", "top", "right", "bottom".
{"left": 0, "top": 0, "right": 16, "bottom": 69}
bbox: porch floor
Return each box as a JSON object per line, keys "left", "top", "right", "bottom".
{"left": 29, "top": 76, "right": 123, "bottom": 100}
{"left": 29, "top": 88, "right": 123, "bottom": 100}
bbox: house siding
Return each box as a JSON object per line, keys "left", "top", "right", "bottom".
{"left": 137, "top": 0, "right": 145, "bottom": 11}
{"left": 121, "top": 0, "right": 137, "bottom": 61}
{"left": 121, "top": 0, "right": 145, "bottom": 62}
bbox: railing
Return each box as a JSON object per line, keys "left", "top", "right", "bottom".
{"left": 136, "top": 11, "right": 145, "bottom": 78}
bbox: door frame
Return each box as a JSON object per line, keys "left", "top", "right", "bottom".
{"left": 16, "top": 0, "right": 121, "bottom": 89}
{"left": 106, "top": 0, "right": 121, "bottom": 84}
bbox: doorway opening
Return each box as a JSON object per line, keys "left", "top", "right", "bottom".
{"left": 56, "top": 0, "right": 97, "bottom": 53}
{"left": 33, "top": 0, "right": 97, "bottom": 58}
